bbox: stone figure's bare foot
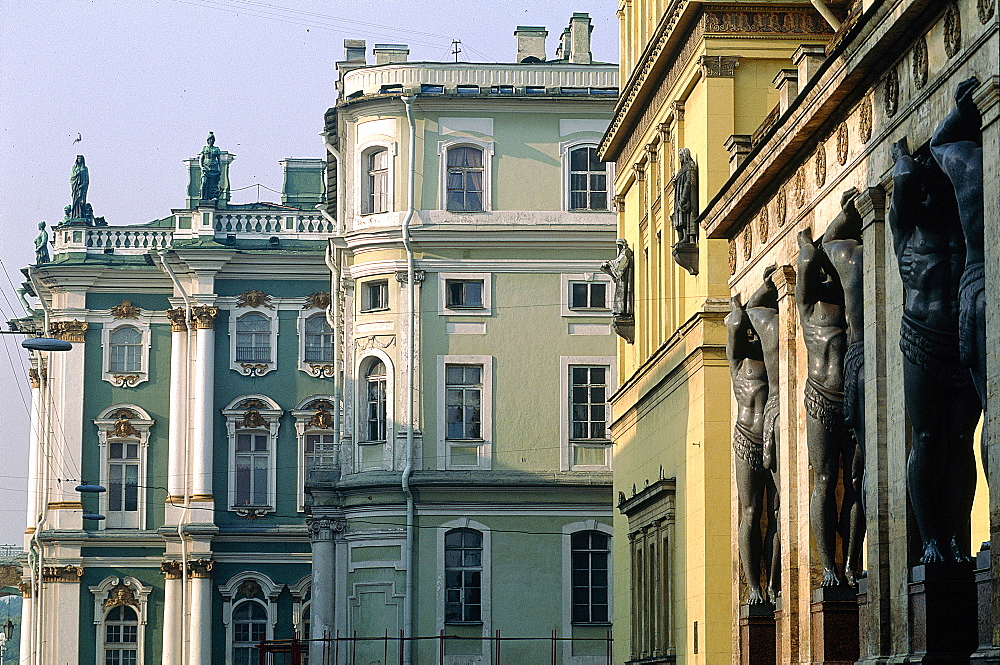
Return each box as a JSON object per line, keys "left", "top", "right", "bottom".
{"left": 844, "top": 568, "right": 858, "bottom": 586}
{"left": 821, "top": 568, "right": 840, "bottom": 587}
{"left": 920, "top": 539, "right": 946, "bottom": 563}
{"left": 767, "top": 585, "right": 780, "bottom": 603}
{"left": 747, "top": 586, "right": 765, "bottom": 605}
{"left": 949, "top": 537, "right": 971, "bottom": 563}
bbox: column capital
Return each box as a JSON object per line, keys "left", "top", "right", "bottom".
{"left": 160, "top": 561, "right": 184, "bottom": 580}
{"left": 308, "top": 515, "right": 346, "bottom": 542}
{"left": 18, "top": 581, "right": 32, "bottom": 598}
{"left": 699, "top": 55, "right": 740, "bottom": 78}
{"left": 166, "top": 308, "right": 188, "bottom": 332}
{"left": 190, "top": 305, "right": 219, "bottom": 330}
{"left": 49, "top": 319, "right": 88, "bottom": 342}
{"left": 187, "top": 559, "right": 214, "bottom": 579}
{"left": 41, "top": 565, "right": 83, "bottom": 583}
{"left": 28, "top": 368, "right": 40, "bottom": 389}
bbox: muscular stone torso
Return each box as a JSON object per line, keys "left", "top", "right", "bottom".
{"left": 734, "top": 359, "right": 768, "bottom": 435}
{"left": 897, "top": 225, "right": 962, "bottom": 331}
{"left": 802, "top": 300, "right": 846, "bottom": 392}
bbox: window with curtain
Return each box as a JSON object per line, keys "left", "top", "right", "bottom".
{"left": 107, "top": 437, "right": 140, "bottom": 529}
{"left": 444, "top": 528, "right": 483, "bottom": 623}
{"left": 303, "top": 314, "right": 333, "bottom": 362}
{"left": 235, "top": 313, "right": 271, "bottom": 363}
{"left": 446, "top": 146, "right": 484, "bottom": 211}
{"left": 104, "top": 605, "right": 139, "bottom": 665}
{"left": 364, "top": 148, "right": 389, "bottom": 214}
{"left": 109, "top": 326, "right": 142, "bottom": 373}
{"left": 569, "top": 146, "right": 608, "bottom": 211}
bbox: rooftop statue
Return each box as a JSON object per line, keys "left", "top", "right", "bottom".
{"left": 70, "top": 155, "right": 89, "bottom": 220}
{"left": 34, "top": 221, "right": 50, "bottom": 265}
{"left": 889, "top": 137, "right": 980, "bottom": 563}
{"left": 200, "top": 132, "right": 222, "bottom": 201}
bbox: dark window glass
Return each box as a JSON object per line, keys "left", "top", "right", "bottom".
{"left": 365, "top": 148, "right": 389, "bottom": 214}
{"left": 444, "top": 528, "right": 483, "bottom": 623}
{"left": 235, "top": 432, "right": 269, "bottom": 507}
{"left": 445, "top": 364, "right": 482, "bottom": 440}
{"left": 446, "top": 146, "right": 485, "bottom": 211}
{"left": 233, "top": 600, "right": 268, "bottom": 665}
{"left": 361, "top": 280, "right": 389, "bottom": 312}
{"left": 571, "top": 531, "right": 610, "bottom": 623}
{"left": 304, "top": 314, "right": 334, "bottom": 362}
{"left": 569, "top": 147, "right": 609, "bottom": 211}
{"left": 570, "top": 282, "right": 607, "bottom": 310}
{"left": 445, "top": 280, "right": 484, "bottom": 309}
{"left": 235, "top": 313, "right": 271, "bottom": 363}
{"left": 365, "top": 360, "right": 387, "bottom": 442}
{"left": 109, "top": 326, "right": 142, "bottom": 373}
{"left": 570, "top": 366, "right": 608, "bottom": 440}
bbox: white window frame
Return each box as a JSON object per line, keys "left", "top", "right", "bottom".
{"left": 101, "top": 320, "right": 151, "bottom": 388}
{"left": 559, "top": 357, "right": 616, "bottom": 471}
{"left": 293, "top": 396, "right": 338, "bottom": 511}
{"left": 437, "top": 272, "right": 492, "bottom": 316}
{"left": 290, "top": 576, "right": 311, "bottom": 639}
{"left": 94, "top": 405, "right": 153, "bottom": 530}
{"left": 355, "top": 350, "right": 395, "bottom": 473}
{"left": 436, "top": 518, "right": 492, "bottom": 663}
{"left": 560, "top": 272, "right": 613, "bottom": 318}
{"left": 298, "top": 308, "right": 335, "bottom": 377}
{"left": 229, "top": 307, "right": 279, "bottom": 376}
{"left": 219, "top": 572, "right": 282, "bottom": 665}
{"left": 438, "top": 355, "right": 493, "bottom": 470}
{"left": 356, "top": 140, "right": 397, "bottom": 217}
{"left": 89, "top": 576, "right": 152, "bottom": 665}
{"left": 223, "top": 395, "right": 283, "bottom": 514}
{"left": 437, "top": 139, "right": 495, "bottom": 212}
{"left": 560, "top": 140, "right": 614, "bottom": 212}
{"left": 561, "top": 520, "right": 614, "bottom": 664}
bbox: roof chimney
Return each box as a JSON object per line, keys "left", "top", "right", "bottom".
{"left": 343, "top": 39, "right": 366, "bottom": 63}
{"left": 373, "top": 44, "right": 409, "bottom": 65}
{"left": 514, "top": 26, "right": 547, "bottom": 63}
{"left": 568, "top": 13, "right": 593, "bottom": 64}
{"left": 556, "top": 27, "right": 570, "bottom": 60}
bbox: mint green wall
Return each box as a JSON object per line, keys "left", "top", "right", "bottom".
{"left": 79, "top": 566, "right": 165, "bottom": 665}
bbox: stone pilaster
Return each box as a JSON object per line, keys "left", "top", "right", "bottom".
{"left": 166, "top": 307, "right": 189, "bottom": 516}
{"left": 308, "top": 514, "right": 345, "bottom": 664}
{"left": 191, "top": 305, "right": 218, "bottom": 509}
{"left": 187, "top": 559, "right": 214, "bottom": 665}
{"left": 46, "top": 318, "right": 87, "bottom": 530}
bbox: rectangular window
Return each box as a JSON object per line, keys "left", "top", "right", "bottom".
{"left": 571, "top": 366, "right": 608, "bottom": 440}
{"left": 570, "top": 282, "right": 608, "bottom": 310}
{"left": 446, "top": 146, "right": 484, "bottom": 212}
{"left": 571, "top": 531, "right": 610, "bottom": 624}
{"left": 365, "top": 149, "right": 389, "bottom": 215}
{"left": 235, "top": 431, "right": 269, "bottom": 507}
{"left": 446, "top": 364, "right": 482, "bottom": 441}
{"left": 361, "top": 280, "right": 389, "bottom": 312}
{"left": 445, "top": 280, "right": 484, "bottom": 309}
{"left": 444, "top": 529, "right": 483, "bottom": 623}
{"left": 107, "top": 439, "right": 139, "bottom": 529}
{"left": 569, "top": 146, "right": 609, "bottom": 211}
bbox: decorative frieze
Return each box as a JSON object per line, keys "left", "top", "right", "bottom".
{"left": 49, "top": 320, "right": 87, "bottom": 342}
{"left": 190, "top": 305, "right": 219, "bottom": 330}
{"left": 703, "top": 7, "right": 835, "bottom": 35}
{"left": 42, "top": 565, "right": 83, "bottom": 583}
{"left": 235, "top": 289, "right": 273, "bottom": 309}
{"left": 166, "top": 308, "right": 188, "bottom": 332}
{"left": 109, "top": 300, "right": 141, "bottom": 319}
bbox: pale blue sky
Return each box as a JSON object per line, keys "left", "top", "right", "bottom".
{"left": 0, "top": 0, "right": 618, "bottom": 544}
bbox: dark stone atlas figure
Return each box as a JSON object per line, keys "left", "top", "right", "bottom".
{"left": 929, "top": 77, "right": 987, "bottom": 478}
{"left": 797, "top": 228, "right": 860, "bottom": 586}
{"left": 200, "top": 132, "right": 222, "bottom": 201}
{"left": 601, "top": 238, "right": 635, "bottom": 343}
{"left": 70, "top": 154, "right": 89, "bottom": 220}
{"left": 672, "top": 148, "right": 699, "bottom": 275}
{"left": 822, "top": 190, "right": 866, "bottom": 584}
{"left": 889, "top": 137, "right": 980, "bottom": 563}
{"left": 728, "top": 271, "right": 780, "bottom": 604}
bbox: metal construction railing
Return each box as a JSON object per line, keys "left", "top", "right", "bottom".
{"left": 258, "top": 629, "right": 614, "bottom": 664}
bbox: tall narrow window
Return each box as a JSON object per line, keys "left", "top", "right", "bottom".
{"left": 303, "top": 314, "right": 333, "bottom": 362}
{"left": 104, "top": 605, "right": 139, "bottom": 665}
{"left": 444, "top": 528, "right": 483, "bottom": 623}
{"left": 109, "top": 326, "right": 142, "bottom": 373}
{"left": 305, "top": 432, "right": 337, "bottom": 476}
{"left": 571, "top": 530, "right": 610, "bottom": 623}
{"left": 446, "top": 146, "right": 484, "bottom": 211}
{"left": 446, "top": 365, "right": 482, "bottom": 440}
{"left": 364, "top": 148, "right": 389, "bottom": 214}
{"left": 232, "top": 600, "right": 268, "bottom": 665}
{"left": 365, "top": 360, "right": 388, "bottom": 442}
{"left": 571, "top": 366, "right": 608, "bottom": 440}
{"left": 235, "top": 430, "right": 269, "bottom": 507}
{"left": 569, "top": 146, "right": 608, "bottom": 211}
{"left": 107, "top": 437, "right": 140, "bottom": 529}
{"left": 235, "top": 313, "right": 271, "bottom": 363}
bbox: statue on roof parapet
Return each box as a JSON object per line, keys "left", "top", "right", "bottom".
{"left": 33, "top": 221, "right": 50, "bottom": 265}
{"left": 200, "top": 132, "right": 222, "bottom": 203}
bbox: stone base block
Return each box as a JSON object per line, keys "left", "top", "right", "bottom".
{"left": 810, "top": 585, "right": 860, "bottom": 664}
{"left": 908, "top": 561, "right": 976, "bottom": 662}
{"left": 971, "top": 545, "right": 998, "bottom": 663}
{"left": 739, "top": 603, "right": 775, "bottom": 665}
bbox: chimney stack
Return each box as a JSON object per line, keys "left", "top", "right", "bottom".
{"left": 514, "top": 26, "right": 547, "bottom": 63}
{"left": 373, "top": 44, "right": 409, "bottom": 65}
{"left": 343, "top": 39, "right": 366, "bottom": 63}
{"left": 568, "top": 13, "right": 593, "bottom": 64}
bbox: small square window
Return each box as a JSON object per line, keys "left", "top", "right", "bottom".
{"left": 570, "top": 282, "right": 608, "bottom": 310}
{"left": 446, "top": 280, "right": 484, "bottom": 309}
{"left": 362, "top": 280, "right": 389, "bottom": 312}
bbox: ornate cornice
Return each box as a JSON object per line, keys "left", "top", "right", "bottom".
{"left": 190, "top": 305, "right": 219, "bottom": 330}
{"left": 166, "top": 307, "right": 188, "bottom": 332}
{"left": 49, "top": 319, "right": 87, "bottom": 342}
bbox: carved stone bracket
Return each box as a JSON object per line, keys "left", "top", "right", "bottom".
{"left": 42, "top": 565, "right": 83, "bottom": 583}
{"left": 307, "top": 363, "right": 337, "bottom": 378}
{"left": 307, "top": 515, "right": 346, "bottom": 542}
{"left": 240, "top": 363, "right": 270, "bottom": 377}
{"left": 699, "top": 55, "right": 740, "bottom": 78}
{"left": 855, "top": 186, "right": 887, "bottom": 231}
{"left": 612, "top": 315, "right": 636, "bottom": 344}
{"left": 166, "top": 308, "right": 188, "bottom": 332}
{"left": 111, "top": 374, "right": 141, "bottom": 388}
{"left": 49, "top": 320, "right": 87, "bottom": 342}
{"left": 394, "top": 269, "right": 426, "bottom": 284}
{"left": 673, "top": 242, "right": 699, "bottom": 276}
{"left": 110, "top": 300, "right": 142, "bottom": 319}
{"left": 190, "top": 305, "right": 219, "bottom": 330}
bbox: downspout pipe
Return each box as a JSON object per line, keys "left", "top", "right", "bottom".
{"left": 321, "top": 132, "right": 346, "bottom": 237}
{"left": 400, "top": 94, "right": 417, "bottom": 665}
{"left": 322, "top": 238, "right": 343, "bottom": 467}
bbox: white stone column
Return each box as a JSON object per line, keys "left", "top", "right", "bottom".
{"left": 46, "top": 320, "right": 87, "bottom": 530}
{"left": 25, "top": 364, "right": 42, "bottom": 540}
{"left": 160, "top": 562, "right": 182, "bottom": 663}
{"left": 39, "top": 565, "right": 81, "bottom": 665}
{"left": 190, "top": 305, "right": 218, "bottom": 510}
{"left": 19, "top": 584, "right": 32, "bottom": 665}
{"left": 165, "top": 308, "right": 189, "bottom": 515}
{"left": 308, "top": 514, "right": 342, "bottom": 664}
{"left": 187, "top": 559, "right": 214, "bottom": 664}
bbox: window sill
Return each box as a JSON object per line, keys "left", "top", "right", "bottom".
{"left": 358, "top": 440, "right": 387, "bottom": 446}
{"left": 571, "top": 622, "right": 612, "bottom": 627}
{"left": 360, "top": 307, "right": 391, "bottom": 314}
{"left": 443, "top": 621, "right": 484, "bottom": 626}
{"left": 566, "top": 208, "right": 612, "bottom": 213}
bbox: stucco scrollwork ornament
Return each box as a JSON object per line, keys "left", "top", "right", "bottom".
{"left": 671, "top": 148, "right": 700, "bottom": 275}
{"left": 775, "top": 188, "right": 787, "bottom": 228}
{"left": 236, "top": 507, "right": 268, "bottom": 520}
{"left": 979, "top": 0, "right": 995, "bottom": 23}
{"left": 858, "top": 95, "right": 873, "bottom": 144}
{"left": 308, "top": 408, "right": 334, "bottom": 430}
{"left": 355, "top": 335, "right": 396, "bottom": 351}
{"left": 102, "top": 582, "right": 137, "bottom": 609}
{"left": 303, "top": 291, "right": 331, "bottom": 310}
{"left": 884, "top": 68, "right": 899, "bottom": 118}
{"left": 943, "top": 3, "right": 961, "bottom": 58}
{"left": 836, "top": 123, "right": 849, "bottom": 166}
{"left": 600, "top": 239, "right": 635, "bottom": 344}
{"left": 741, "top": 224, "right": 753, "bottom": 261}
{"left": 912, "top": 36, "right": 928, "bottom": 90}
{"left": 166, "top": 308, "right": 188, "bottom": 332}
{"left": 236, "top": 289, "right": 273, "bottom": 309}
{"left": 308, "top": 364, "right": 336, "bottom": 378}
{"left": 394, "top": 269, "right": 426, "bottom": 285}
{"left": 729, "top": 239, "right": 737, "bottom": 276}
{"left": 111, "top": 410, "right": 140, "bottom": 438}
{"left": 240, "top": 363, "right": 271, "bottom": 377}
{"left": 190, "top": 305, "right": 219, "bottom": 330}
{"left": 815, "top": 142, "right": 827, "bottom": 188}
{"left": 111, "top": 374, "right": 141, "bottom": 388}
{"left": 238, "top": 409, "right": 268, "bottom": 430}
{"left": 109, "top": 300, "right": 142, "bottom": 320}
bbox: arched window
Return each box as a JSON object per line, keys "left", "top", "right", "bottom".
{"left": 365, "top": 360, "right": 387, "bottom": 443}
{"left": 363, "top": 148, "right": 390, "bottom": 214}
{"left": 104, "top": 605, "right": 140, "bottom": 664}
{"left": 444, "top": 528, "right": 483, "bottom": 623}
{"left": 571, "top": 530, "right": 610, "bottom": 623}
{"left": 303, "top": 314, "right": 333, "bottom": 362}
{"left": 235, "top": 313, "right": 272, "bottom": 363}
{"left": 232, "top": 600, "right": 268, "bottom": 665}
{"left": 446, "top": 146, "right": 484, "bottom": 211}
{"left": 109, "top": 326, "right": 142, "bottom": 373}
{"left": 569, "top": 146, "right": 609, "bottom": 211}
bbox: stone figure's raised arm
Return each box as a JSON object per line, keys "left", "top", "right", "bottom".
{"left": 824, "top": 188, "right": 862, "bottom": 245}
{"left": 795, "top": 228, "right": 824, "bottom": 309}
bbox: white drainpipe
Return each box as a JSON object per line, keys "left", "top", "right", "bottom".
{"left": 322, "top": 238, "right": 343, "bottom": 466}
{"left": 321, "top": 132, "right": 346, "bottom": 237}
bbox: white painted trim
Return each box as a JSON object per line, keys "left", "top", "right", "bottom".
{"left": 355, "top": 349, "right": 396, "bottom": 473}
{"left": 94, "top": 405, "right": 154, "bottom": 531}
{"left": 437, "top": 139, "right": 495, "bottom": 212}
{"left": 559, "top": 140, "right": 614, "bottom": 213}
{"left": 559, "top": 357, "right": 616, "bottom": 471}
{"left": 101, "top": 318, "right": 151, "bottom": 388}
{"left": 222, "top": 394, "right": 283, "bottom": 512}
{"left": 89, "top": 576, "right": 152, "bottom": 665}
{"left": 436, "top": 272, "right": 492, "bottom": 316}
{"left": 297, "top": 308, "right": 335, "bottom": 377}
{"left": 560, "top": 272, "right": 613, "bottom": 318}
{"left": 437, "top": 355, "right": 493, "bottom": 470}
{"left": 436, "top": 518, "right": 492, "bottom": 663}
{"left": 227, "top": 306, "right": 279, "bottom": 376}
{"left": 561, "top": 521, "right": 614, "bottom": 664}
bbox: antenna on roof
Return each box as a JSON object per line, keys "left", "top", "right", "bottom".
{"left": 451, "top": 39, "right": 462, "bottom": 62}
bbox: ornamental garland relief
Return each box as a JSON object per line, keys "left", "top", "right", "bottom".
{"left": 836, "top": 123, "right": 849, "bottom": 166}
{"left": 943, "top": 3, "right": 961, "bottom": 58}
{"left": 741, "top": 224, "right": 753, "bottom": 261}
{"left": 912, "top": 36, "right": 928, "bottom": 90}
{"left": 775, "top": 188, "right": 787, "bottom": 227}
{"left": 758, "top": 205, "right": 770, "bottom": 244}
{"left": 980, "top": 0, "right": 995, "bottom": 23}
{"left": 815, "top": 142, "right": 827, "bottom": 188}
{"left": 858, "top": 95, "right": 873, "bottom": 144}
{"left": 729, "top": 239, "right": 737, "bottom": 276}
{"left": 884, "top": 67, "right": 900, "bottom": 118}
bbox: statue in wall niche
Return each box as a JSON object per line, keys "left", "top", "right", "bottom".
{"left": 821, "top": 189, "right": 865, "bottom": 584}
{"left": 930, "top": 78, "right": 986, "bottom": 417}
{"left": 890, "top": 137, "right": 981, "bottom": 563}
{"left": 601, "top": 238, "right": 635, "bottom": 343}
{"left": 672, "top": 148, "right": 699, "bottom": 275}
{"left": 33, "top": 221, "right": 50, "bottom": 265}
{"left": 200, "top": 132, "right": 222, "bottom": 201}
{"left": 70, "top": 154, "right": 89, "bottom": 220}
{"left": 727, "top": 286, "right": 779, "bottom": 604}
{"left": 796, "top": 228, "right": 857, "bottom": 587}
